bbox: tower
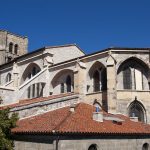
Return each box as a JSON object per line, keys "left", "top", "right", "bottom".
{"left": 0, "top": 30, "right": 28, "bottom": 65}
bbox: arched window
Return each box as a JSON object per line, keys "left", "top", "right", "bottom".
{"left": 129, "top": 100, "right": 145, "bottom": 122}
{"left": 88, "top": 144, "right": 97, "bottom": 150}
{"left": 142, "top": 143, "right": 149, "bottom": 150}
{"left": 6, "top": 73, "right": 11, "bottom": 83}
{"left": 101, "top": 68, "right": 107, "bottom": 90}
{"left": 60, "top": 83, "right": 64, "bottom": 93}
{"left": 14, "top": 44, "right": 18, "bottom": 55}
{"left": 9, "top": 42, "right": 13, "bottom": 53}
{"left": 93, "top": 70, "right": 100, "bottom": 92}
{"left": 66, "top": 75, "right": 71, "bottom": 92}
{"left": 123, "top": 67, "right": 132, "bottom": 89}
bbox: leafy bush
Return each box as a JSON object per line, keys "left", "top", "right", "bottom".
{"left": 0, "top": 108, "right": 18, "bottom": 150}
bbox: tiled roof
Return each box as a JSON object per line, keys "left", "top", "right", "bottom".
{"left": 12, "top": 103, "right": 150, "bottom": 135}
{"left": 0, "top": 93, "right": 75, "bottom": 110}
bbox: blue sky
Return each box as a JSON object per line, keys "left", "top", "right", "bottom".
{"left": 1, "top": 0, "right": 150, "bottom": 54}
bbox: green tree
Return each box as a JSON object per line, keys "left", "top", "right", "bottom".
{"left": 0, "top": 108, "right": 18, "bottom": 150}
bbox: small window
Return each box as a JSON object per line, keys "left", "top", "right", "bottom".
{"left": 66, "top": 75, "right": 71, "bottom": 92}
{"left": 129, "top": 100, "right": 145, "bottom": 122}
{"left": 9, "top": 42, "right": 13, "bottom": 53}
{"left": 61, "top": 83, "right": 64, "bottom": 93}
{"left": 142, "top": 143, "right": 149, "bottom": 150}
{"left": 88, "top": 144, "right": 97, "bottom": 150}
{"left": 6, "top": 73, "right": 11, "bottom": 83}
{"left": 93, "top": 70, "right": 100, "bottom": 92}
{"left": 27, "top": 86, "right": 31, "bottom": 98}
{"left": 32, "top": 84, "right": 35, "bottom": 98}
{"left": 123, "top": 68, "right": 132, "bottom": 89}
{"left": 14, "top": 44, "right": 18, "bottom": 55}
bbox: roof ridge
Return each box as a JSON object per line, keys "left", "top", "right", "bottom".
{"left": 54, "top": 103, "right": 80, "bottom": 131}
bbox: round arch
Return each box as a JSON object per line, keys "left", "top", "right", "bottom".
{"left": 128, "top": 99, "right": 147, "bottom": 123}
{"left": 117, "top": 56, "right": 149, "bottom": 74}
{"left": 88, "top": 144, "right": 99, "bottom": 150}
{"left": 88, "top": 61, "right": 106, "bottom": 78}
{"left": 87, "top": 61, "right": 107, "bottom": 93}
{"left": 51, "top": 69, "right": 74, "bottom": 94}
{"left": 117, "top": 57, "right": 149, "bottom": 90}
{"left": 142, "top": 143, "right": 149, "bottom": 150}
{"left": 20, "top": 63, "right": 41, "bottom": 84}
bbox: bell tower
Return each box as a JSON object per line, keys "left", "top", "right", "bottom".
{"left": 0, "top": 30, "right": 28, "bottom": 65}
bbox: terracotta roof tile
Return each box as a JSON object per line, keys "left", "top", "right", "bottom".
{"left": 12, "top": 103, "right": 150, "bottom": 135}
{"left": 0, "top": 92, "right": 75, "bottom": 110}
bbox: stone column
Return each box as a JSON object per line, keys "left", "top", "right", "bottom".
{"left": 43, "top": 66, "right": 50, "bottom": 97}
{"left": 106, "top": 55, "right": 117, "bottom": 113}
{"left": 12, "top": 62, "right": 19, "bottom": 88}
{"left": 74, "top": 60, "right": 86, "bottom": 100}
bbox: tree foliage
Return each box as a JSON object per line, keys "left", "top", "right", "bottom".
{"left": 0, "top": 108, "right": 18, "bottom": 150}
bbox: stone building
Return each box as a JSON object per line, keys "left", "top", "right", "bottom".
{"left": 12, "top": 103, "right": 150, "bottom": 150}
{"left": 0, "top": 30, "right": 150, "bottom": 149}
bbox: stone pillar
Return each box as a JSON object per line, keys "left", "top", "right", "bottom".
{"left": 43, "top": 66, "right": 50, "bottom": 97}
{"left": 43, "top": 52, "right": 53, "bottom": 68}
{"left": 74, "top": 60, "right": 86, "bottom": 100}
{"left": 12, "top": 62, "right": 19, "bottom": 88}
{"left": 106, "top": 54, "right": 117, "bottom": 113}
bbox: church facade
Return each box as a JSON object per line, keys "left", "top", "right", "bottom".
{"left": 0, "top": 30, "right": 150, "bottom": 149}
{"left": 0, "top": 29, "right": 149, "bottom": 123}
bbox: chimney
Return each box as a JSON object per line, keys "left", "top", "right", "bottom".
{"left": 130, "top": 117, "right": 138, "bottom": 122}
{"left": 93, "top": 106, "right": 103, "bottom": 122}
{"left": 70, "top": 104, "right": 75, "bottom": 112}
{"left": 130, "top": 112, "right": 138, "bottom": 122}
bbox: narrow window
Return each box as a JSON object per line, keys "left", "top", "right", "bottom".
{"left": 37, "top": 83, "right": 40, "bottom": 97}
{"left": 101, "top": 68, "right": 107, "bottom": 91}
{"left": 123, "top": 68, "right": 132, "bottom": 89}
{"left": 14, "top": 44, "right": 18, "bottom": 55}
{"left": 142, "top": 143, "right": 149, "bottom": 150}
{"left": 61, "top": 83, "right": 64, "bottom": 93}
{"left": 66, "top": 75, "right": 71, "bottom": 92}
{"left": 32, "top": 84, "right": 35, "bottom": 98}
{"left": 9, "top": 42, "right": 13, "bottom": 53}
{"left": 93, "top": 70, "right": 100, "bottom": 92}
{"left": 6, "top": 73, "right": 11, "bottom": 83}
{"left": 28, "top": 86, "right": 31, "bottom": 98}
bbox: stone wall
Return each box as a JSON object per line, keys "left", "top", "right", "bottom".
{"left": 14, "top": 134, "right": 150, "bottom": 150}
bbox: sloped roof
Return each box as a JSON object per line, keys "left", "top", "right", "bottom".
{"left": 0, "top": 93, "right": 75, "bottom": 110}
{"left": 12, "top": 103, "right": 150, "bottom": 135}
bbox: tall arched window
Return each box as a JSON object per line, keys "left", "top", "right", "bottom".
{"left": 88, "top": 144, "right": 97, "bottom": 150}
{"left": 93, "top": 70, "right": 100, "bottom": 92}
{"left": 129, "top": 100, "right": 145, "bottom": 122}
{"left": 14, "top": 44, "right": 18, "bottom": 55}
{"left": 66, "top": 75, "right": 71, "bottom": 92}
{"left": 142, "top": 143, "right": 149, "bottom": 150}
{"left": 123, "top": 68, "right": 132, "bottom": 89}
{"left": 6, "top": 73, "right": 11, "bottom": 83}
{"left": 9, "top": 42, "right": 13, "bottom": 53}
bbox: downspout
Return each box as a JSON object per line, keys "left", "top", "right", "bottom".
{"left": 53, "top": 130, "right": 59, "bottom": 150}
{"left": 56, "top": 135, "right": 59, "bottom": 150}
